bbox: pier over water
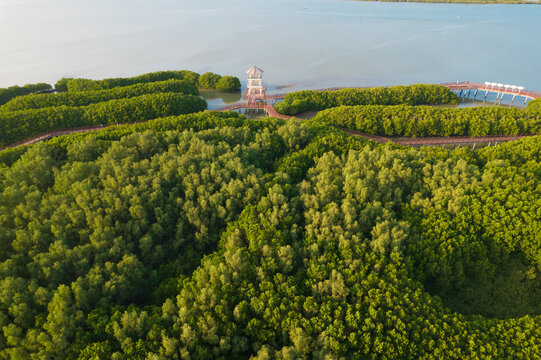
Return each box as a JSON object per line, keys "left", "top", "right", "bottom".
{"left": 441, "top": 81, "right": 541, "bottom": 107}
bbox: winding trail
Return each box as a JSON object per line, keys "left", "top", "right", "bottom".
{"left": 2, "top": 113, "right": 537, "bottom": 151}
{"left": 340, "top": 128, "right": 536, "bottom": 146}
{"left": 1, "top": 125, "right": 112, "bottom": 151}
{"left": 216, "top": 103, "right": 538, "bottom": 147}
{"left": 2, "top": 81, "right": 540, "bottom": 150}
{"left": 393, "top": 134, "right": 536, "bottom": 146}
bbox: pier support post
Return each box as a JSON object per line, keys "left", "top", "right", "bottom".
{"left": 473, "top": 89, "right": 478, "bottom": 100}
{"left": 495, "top": 93, "right": 501, "bottom": 106}
{"left": 510, "top": 95, "right": 516, "bottom": 107}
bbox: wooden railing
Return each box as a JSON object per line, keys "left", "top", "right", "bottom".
{"left": 441, "top": 81, "right": 541, "bottom": 100}
{"left": 343, "top": 130, "right": 537, "bottom": 146}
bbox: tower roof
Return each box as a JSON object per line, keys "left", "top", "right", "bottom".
{"left": 246, "top": 66, "right": 264, "bottom": 76}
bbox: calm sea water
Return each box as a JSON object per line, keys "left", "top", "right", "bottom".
{"left": 1, "top": 0, "right": 540, "bottom": 93}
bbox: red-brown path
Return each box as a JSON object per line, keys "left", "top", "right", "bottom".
{"left": 2, "top": 113, "right": 537, "bottom": 151}
{"left": 216, "top": 105, "right": 538, "bottom": 146}
{"left": 3, "top": 81, "right": 540, "bottom": 150}
{"left": 1, "top": 125, "right": 111, "bottom": 150}
{"left": 394, "top": 134, "right": 537, "bottom": 146}
{"left": 341, "top": 128, "right": 537, "bottom": 146}
{"left": 0, "top": 103, "right": 291, "bottom": 150}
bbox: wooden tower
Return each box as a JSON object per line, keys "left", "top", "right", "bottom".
{"left": 244, "top": 66, "right": 266, "bottom": 104}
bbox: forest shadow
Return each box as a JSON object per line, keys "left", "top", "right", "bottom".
{"left": 440, "top": 254, "right": 541, "bottom": 319}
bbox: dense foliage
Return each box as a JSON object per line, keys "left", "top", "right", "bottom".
{"left": 274, "top": 84, "right": 459, "bottom": 115}
{"left": 527, "top": 98, "right": 541, "bottom": 111}
{"left": 0, "top": 93, "right": 206, "bottom": 147}
{"left": 0, "top": 80, "right": 199, "bottom": 112}
{"left": 55, "top": 78, "right": 73, "bottom": 92}
{"left": 215, "top": 76, "right": 242, "bottom": 92}
{"left": 197, "top": 73, "right": 241, "bottom": 92}
{"left": 66, "top": 71, "right": 200, "bottom": 92}
{"left": 197, "top": 72, "right": 222, "bottom": 89}
{"left": 65, "top": 70, "right": 241, "bottom": 93}
{"left": 310, "top": 104, "right": 541, "bottom": 137}
{"left": 0, "top": 83, "right": 52, "bottom": 105}
{"left": 0, "top": 108, "right": 540, "bottom": 359}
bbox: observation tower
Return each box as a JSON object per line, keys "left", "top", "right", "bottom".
{"left": 244, "top": 66, "right": 266, "bottom": 104}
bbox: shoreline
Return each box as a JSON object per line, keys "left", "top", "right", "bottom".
{"left": 354, "top": 0, "right": 540, "bottom": 4}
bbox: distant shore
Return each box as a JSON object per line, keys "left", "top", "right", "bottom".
{"left": 356, "top": 0, "right": 540, "bottom": 4}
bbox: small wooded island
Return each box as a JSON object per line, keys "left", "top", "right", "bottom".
{"left": 0, "top": 69, "right": 540, "bottom": 359}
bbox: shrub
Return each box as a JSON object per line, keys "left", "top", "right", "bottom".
{"left": 54, "top": 78, "right": 74, "bottom": 92}
{"left": 197, "top": 72, "right": 222, "bottom": 89}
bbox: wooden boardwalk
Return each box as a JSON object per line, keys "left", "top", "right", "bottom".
{"left": 2, "top": 81, "right": 539, "bottom": 150}
{"left": 394, "top": 134, "right": 536, "bottom": 146}
{"left": 1, "top": 125, "right": 110, "bottom": 151}
{"left": 341, "top": 128, "right": 537, "bottom": 146}
{"left": 2, "top": 116, "right": 537, "bottom": 151}
{"left": 441, "top": 81, "right": 541, "bottom": 100}
{"left": 214, "top": 102, "right": 291, "bottom": 120}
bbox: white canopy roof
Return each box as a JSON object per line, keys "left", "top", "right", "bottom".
{"left": 246, "top": 66, "right": 264, "bottom": 76}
